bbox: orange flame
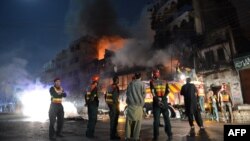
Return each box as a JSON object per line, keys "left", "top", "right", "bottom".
{"left": 164, "top": 59, "right": 179, "bottom": 72}
{"left": 97, "top": 36, "right": 125, "bottom": 60}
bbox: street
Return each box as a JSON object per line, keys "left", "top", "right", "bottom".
{"left": 0, "top": 114, "right": 225, "bottom": 141}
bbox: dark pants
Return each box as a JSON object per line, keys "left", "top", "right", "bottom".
{"left": 187, "top": 110, "right": 203, "bottom": 127}
{"left": 86, "top": 101, "right": 98, "bottom": 137}
{"left": 108, "top": 104, "right": 120, "bottom": 138}
{"left": 153, "top": 105, "right": 172, "bottom": 138}
{"left": 49, "top": 103, "right": 64, "bottom": 138}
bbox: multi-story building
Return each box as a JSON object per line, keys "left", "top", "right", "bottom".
{"left": 148, "top": 0, "right": 250, "bottom": 106}
{"left": 41, "top": 36, "right": 99, "bottom": 100}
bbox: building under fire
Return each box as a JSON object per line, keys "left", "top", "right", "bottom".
{"left": 40, "top": 0, "right": 250, "bottom": 121}
{"left": 148, "top": 0, "right": 250, "bottom": 107}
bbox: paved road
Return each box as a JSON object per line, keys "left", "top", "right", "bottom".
{"left": 0, "top": 114, "right": 227, "bottom": 141}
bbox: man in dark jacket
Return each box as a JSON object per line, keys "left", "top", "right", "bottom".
{"left": 105, "top": 76, "right": 121, "bottom": 140}
{"left": 49, "top": 78, "right": 67, "bottom": 140}
{"left": 150, "top": 69, "right": 173, "bottom": 141}
{"left": 180, "top": 78, "right": 204, "bottom": 129}
{"left": 85, "top": 75, "right": 100, "bottom": 138}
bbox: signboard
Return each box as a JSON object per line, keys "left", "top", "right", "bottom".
{"left": 229, "top": 81, "right": 243, "bottom": 105}
{"left": 234, "top": 55, "right": 250, "bottom": 70}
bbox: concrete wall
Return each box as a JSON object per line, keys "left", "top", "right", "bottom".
{"left": 203, "top": 69, "right": 243, "bottom": 105}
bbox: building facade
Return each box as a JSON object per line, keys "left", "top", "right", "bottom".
{"left": 148, "top": 0, "right": 250, "bottom": 105}
{"left": 41, "top": 36, "right": 98, "bottom": 101}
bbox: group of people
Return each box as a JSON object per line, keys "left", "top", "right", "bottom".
{"left": 206, "top": 83, "right": 233, "bottom": 123}
{"left": 48, "top": 70, "right": 207, "bottom": 140}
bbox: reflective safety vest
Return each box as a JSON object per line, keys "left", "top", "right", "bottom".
{"left": 51, "top": 87, "right": 63, "bottom": 104}
{"left": 221, "top": 91, "right": 230, "bottom": 102}
{"left": 85, "top": 83, "right": 98, "bottom": 101}
{"left": 208, "top": 95, "right": 217, "bottom": 104}
{"left": 105, "top": 84, "right": 119, "bottom": 104}
{"left": 54, "top": 86, "right": 63, "bottom": 93}
{"left": 52, "top": 98, "right": 62, "bottom": 104}
{"left": 151, "top": 79, "right": 167, "bottom": 97}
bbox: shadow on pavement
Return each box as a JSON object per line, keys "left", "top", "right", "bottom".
{"left": 184, "top": 128, "right": 212, "bottom": 141}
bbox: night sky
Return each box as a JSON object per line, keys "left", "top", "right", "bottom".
{"left": 0, "top": 0, "right": 148, "bottom": 75}
{"left": 0, "top": 0, "right": 249, "bottom": 76}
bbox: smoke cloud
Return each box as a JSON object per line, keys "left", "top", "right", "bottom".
{"left": 0, "top": 58, "right": 33, "bottom": 102}
{"left": 65, "top": 1, "right": 189, "bottom": 69}
{"left": 66, "top": 0, "right": 128, "bottom": 39}
{"left": 111, "top": 39, "right": 182, "bottom": 68}
{"left": 111, "top": 6, "right": 182, "bottom": 69}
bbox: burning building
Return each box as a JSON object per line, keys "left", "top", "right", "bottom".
{"left": 39, "top": 0, "right": 250, "bottom": 122}
{"left": 41, "top": 36, "right": 99, "bottom": 100}
{"left": 148, "top": 0, "right": 250, "bottom": 108}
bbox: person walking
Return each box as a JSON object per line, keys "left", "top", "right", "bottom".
{"left": 180, "top": 78, "right": 204, "bottom": 130}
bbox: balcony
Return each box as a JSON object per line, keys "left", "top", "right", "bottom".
{"left": 157, "top": 0, "right": 178, "bottom": 15}
{"left": 167, "top": 11, "right": 191, "bottom": 31}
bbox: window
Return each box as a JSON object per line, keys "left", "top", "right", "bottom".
{"left": 70, "top": 47, "right": 74, "bottom": 52}
{"left": 74, "top": 57, "right": 79, "bottom": 63}
{"left": 68, "top": 72, "right": 73, "bottom": 77}
{"left": 205, "top": 50, "right": 215, "bottom": 67}
{"left": 76, "top": 44, "right": 80, "bottom": 50}
{"left": 73, "top": 70, "right": 79, "bottom": 77}
{"left": 217, "top": 48, "right": 226, "bottom": 61}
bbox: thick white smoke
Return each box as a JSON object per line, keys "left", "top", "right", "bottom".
{"left": 111, "top": 6, "right": 178, "bottom": 68}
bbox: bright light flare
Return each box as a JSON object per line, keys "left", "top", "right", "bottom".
{"left": 18, "top": 84, "right": 78, "bottom": 122}
{"left": 63, "top": 101, "right": 78, "bottom": 118}
{"left": 19, "top": 85, "right": 50, "bottom": 122}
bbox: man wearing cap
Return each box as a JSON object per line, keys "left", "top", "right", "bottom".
{"left": 105, "top": 76, "right": 121, "bottom": 140}
{"left": 150, "top": 69, "right": 173, "bottom": 141}
{"left": 49, "top": 78, "right": 67, "bottom": 140}
{"left": 218, "top": 83, "right": 233, "bottom": 123}
{"left": 125, "top": 72, "right": 146, "bottom": 141}
{"left": 85, "top": 75, "right": 100, "bottom": 138}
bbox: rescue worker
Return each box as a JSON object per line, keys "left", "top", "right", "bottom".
{"left": 218, "top": 83, "right": 233, "bottom": 123}
{"left": 198, "top": 84, "right": 205, "bottom": 112}
{"left": 105, "top": 76, "right": 121, "bottom": 140}
{"left": 150, "top": 69, "right": 173, "bottom": 141}
{"left": 125, "top": 72, "right": 146, "bottom": 141}
{"left": 49, "top": 78, "right": 67, "bottom": 140}
{"left": 207, "top": 89, "right": 219, "bottom": 122}
{"left": 85, "top": 75, "right": 100, "bottom": 138}
{"left": 180, "top": 78, "right": 204, "bottom": 130}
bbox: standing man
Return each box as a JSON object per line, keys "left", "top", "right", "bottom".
{"left": 198, "top": 84, "right": 205, "bottom": 113}
{"left": 49, "top": 78, "right": 67, "bottom": 140}
{"left": 125, "top": 73, "right": 145, "bottom": 141}
{"left": 85, "top": 75, "right": 100, "bottom": 138}
{"left": 207, "top": 89, "right": 219, "bottom": 122}
{"left": 150, "top": 69, "right": 173, "bottom": 141}
{"left": 218, "top": 83, "right": 233, "bottom": 123}
{"left": 105, "top": 76, "right": 121, "bottom": 140}
{"left": 180, "top": 78, "right": 204, "bottom": 129}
